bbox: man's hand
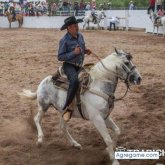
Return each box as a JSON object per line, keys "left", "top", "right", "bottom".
{"left": 85, "top": 49, "right": 92, "bottom": 55}
{"left": 74, "top": 45, "right": 81, "bottom": 55}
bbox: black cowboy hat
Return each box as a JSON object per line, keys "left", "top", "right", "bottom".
{"left": 60, "top": 16, "right": 83, "bottom": 30}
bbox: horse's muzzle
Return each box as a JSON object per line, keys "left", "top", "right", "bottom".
{"left": 129, "top": 75, "right": 142, "bottom": 85}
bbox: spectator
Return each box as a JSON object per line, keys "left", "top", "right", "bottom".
{"left": 157, "top": 6, "right": 165, "bottom": 15}
{"left": 91, "top": 0, "right": 96, "bottom": 9}
{"left": 52, "top": 3, "right": 57, "bottom": 15}
{"left": 79, "top": 0, "right": 85, "bottom": 10}
{"left": 58, "top": 0, "right": 63, "bottom": 11}
{"left": 148, "top": 0, "right": 156, "bottom": 14}
{"left": 85, "top": 2, "right": 91, "bottom": 10}
{"left": 74, "top": 1, "right": 79, "bottom": 16}
{"left": 156, "top": 0, "right": 163, "bottom": 10}
{"left": 155, "top": 6, "right": 164, "bottom": 23}
{"left": 129, "top": 1, "right": 134, "bottom": 10}
{"left": 163, "top": 0, "right": 165, "bottom": 10}
{"left": 107, "top": 2, "right": 112, "bottom": 9}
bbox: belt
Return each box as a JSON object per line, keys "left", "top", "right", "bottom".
{"left": 65, "top": 62, "right": 82, "bottom": 68}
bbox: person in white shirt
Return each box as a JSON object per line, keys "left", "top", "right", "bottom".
{"left": 109, "top": 16, "right": 120, "bottom": 31}
{"left": 129, "top": 1, "right": 134, "bottom": 10}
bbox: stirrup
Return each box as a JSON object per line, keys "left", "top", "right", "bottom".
{"left": 62, "top": 108, "right": 73, "bottom": 122}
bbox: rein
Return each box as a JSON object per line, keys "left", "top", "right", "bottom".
{"left": 90, "top": 51, "right": 132, "bottom": 101}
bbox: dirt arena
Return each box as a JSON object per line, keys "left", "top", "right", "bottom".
{"left": 0, "top": 28, "right": 164, "bottom": 165}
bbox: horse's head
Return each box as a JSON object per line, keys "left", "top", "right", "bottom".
{"left": 97, "top": 11, "right": 106, "bottom": 20}
{"left": 4, "top": 9, "right": 10, "bottom": 16}
{"left": 101, "top": 11, "right": 106, "bottom": 18}
{"left": 100, "top": 11, "right": 106, "bottom": 19}
{"left": 114, "top": 48, "right": 142, "bottom": 85}
{"left": 149, "top": 10, "right": 157, "bottom": 23}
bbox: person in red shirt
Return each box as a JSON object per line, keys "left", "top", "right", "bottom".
{"left": 148, "top": 0, "right": 156, "bottom": 14}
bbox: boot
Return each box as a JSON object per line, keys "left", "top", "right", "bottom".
{"left": 52, "top": 70, "right": 60, "bottom": 81}
{"left": 62, "top": 101, "right": 74, "bottom": 122}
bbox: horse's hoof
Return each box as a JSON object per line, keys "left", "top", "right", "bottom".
{"left": 36, "top": 141, "right": 42, "bottom": 148}
{"left": 114, "top": 128, "right": 121, "bottom": 136}
{"left": 112, "top": 160, "right": 120, "bottom": 165}
{"left": 36, "top": 138, "right": 43, "bottom": 148}
{"left": 73, "top": 143, "right": 82, "bottom": 150}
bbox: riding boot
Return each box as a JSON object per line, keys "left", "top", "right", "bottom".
{"left": 62, "top": 101, "right": 74, "bottom": 122}
{"left": 52, "top": 70, "right": 60, "bottom": 81}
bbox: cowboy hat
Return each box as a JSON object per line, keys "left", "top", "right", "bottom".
{"left": 60, "top": 16, "right": 83, "bottom": 30}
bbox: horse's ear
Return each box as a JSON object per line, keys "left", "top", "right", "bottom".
{"left": 114, "top": 47, "right": 119, "bottom": 55}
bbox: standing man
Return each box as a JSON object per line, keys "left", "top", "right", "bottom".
{"left": 147, "top": 0, "right": 156, "bottom": 14}
{"left": 57, "top": 16, "right": 91, "bottom": 122}
{"left": 109, "top": 16, "right": 120, "bottom": 31}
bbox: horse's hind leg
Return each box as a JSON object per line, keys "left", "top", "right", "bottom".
{"left": 34, "top": 103, "right": 49, "bottom": 147}
{"left": 60, "top": 116, "right": 82, "bottom": 149}
{"left": 105, "top": 116, "right": 120, "bottom": 136}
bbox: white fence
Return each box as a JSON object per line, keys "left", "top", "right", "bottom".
{"left": 0, "top": 10, "right": 164, "bottom": 34}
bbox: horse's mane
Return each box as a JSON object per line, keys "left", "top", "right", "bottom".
{"left": 89, "top": 53, "right": 122, "bottom": 80}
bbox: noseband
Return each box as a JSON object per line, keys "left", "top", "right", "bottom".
{"left": 122, "top": 64, "right": 136, "bottom": 84}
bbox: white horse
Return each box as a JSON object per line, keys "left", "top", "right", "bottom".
{"left": 83, "top": 10, "right": 106, "bottom": 30}
{"left": 149, "top": 10, "right": 165, "bottom": 36}
{"left": 18, "top": 49, "right": 141, "bottom": 165}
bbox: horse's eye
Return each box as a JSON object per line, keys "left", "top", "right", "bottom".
{"left": 125, "top": 62, "right": 129, "bottom": 66}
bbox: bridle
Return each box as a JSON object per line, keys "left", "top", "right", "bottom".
{"left": 91, "top": 52, "right": 136, "bottom": 100}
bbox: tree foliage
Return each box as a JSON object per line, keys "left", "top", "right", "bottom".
{"left": 46, "top": 0, "right": 149, "bottom": 7}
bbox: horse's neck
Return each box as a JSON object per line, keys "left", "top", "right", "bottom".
{"left": 90, "top": 55, "right": 119, "bottom": 80}
{"left": 89, "top": 74, "right": 118, "bottom": 98}
{"left": 89, "top": 55, "right": 120, "bottom": 94}
{"left": 98, "top": 13, "right": 103, "bottom": 20}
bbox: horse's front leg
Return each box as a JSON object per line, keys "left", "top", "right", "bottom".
{"left": 18, "top": 21, "right": 21, "bottom": 28}
{"left": 88, "top": 108, "right": 119, "bottom": 165}
{"left": 157, "top": 26, "right": 159, "bottom": 35}
{"left": 105, "top": 116, "right": 120, "bottom": 136}
{"left": 83, "top": 23, "right": 85, "bottom": 30}
{"left": 59, "top": 116, "right": 82, "bottom": 149}
{"left": 97, "top": 23, "right": 100, "bottom": 30}
{"left": 153, "top": 25, "right": 155, "bottom": 35}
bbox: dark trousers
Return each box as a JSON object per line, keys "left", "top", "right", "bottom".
{"left": 62, "top": 62, "right": 80, "bottom": 110}
{"left": 109, "top": 22, "right": 116, "bottom": 31}
{"left": 147, "top": 6, "right": 155, "bottom": 14}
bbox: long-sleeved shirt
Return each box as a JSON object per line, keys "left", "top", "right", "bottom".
{"left": 57, "top": 32, "right": 86, "bottom": 67}
{"left": 149, "top": 0, "right": 156, "bottom": 6}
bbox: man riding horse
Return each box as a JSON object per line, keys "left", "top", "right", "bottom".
{"left": 9, "top": 6, "right": 16, "bottom": 21}
{"left": 91, "top": 7, "right": 97, "bottom": 24}
{"left": 52, "top": 16, "right": 92, "bottom": 122}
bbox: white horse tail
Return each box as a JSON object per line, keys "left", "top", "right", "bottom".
{"left": 18, "top": 89, "right": 37, "bottom": 100}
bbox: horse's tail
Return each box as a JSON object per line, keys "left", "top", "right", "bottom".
{"left": 18, "top": 89, "right": 37, "bottom": 100}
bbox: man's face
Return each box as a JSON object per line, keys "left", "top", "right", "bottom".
{"left": 68, "top": 23, "right": 79, "bottom": 35}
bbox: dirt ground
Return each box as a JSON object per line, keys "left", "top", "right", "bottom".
{"left": 0, "top": 28, "right": 164, "bottom": 165}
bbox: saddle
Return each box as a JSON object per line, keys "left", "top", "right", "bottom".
{"left": 52, "top": 63, "right": 94, "bottom": 119}
{"left": 12, "top": 15, "right": 16, "bottom": 21}
{"left": 52, "top": 63, "right": 94, "bottom": 93}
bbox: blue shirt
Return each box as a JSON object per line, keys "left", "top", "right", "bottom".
{"left": 57, "top": 32, "right": 86, "bottom": 67}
